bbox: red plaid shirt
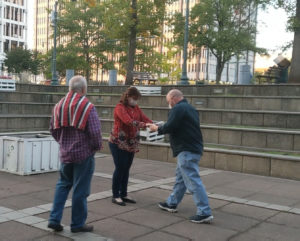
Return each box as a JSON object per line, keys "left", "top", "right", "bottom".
{"left": 109, "top": 103, "right": 152, "bottom": 152}
{"left": 50, "top": 107, "right": 102, "bottom": 163}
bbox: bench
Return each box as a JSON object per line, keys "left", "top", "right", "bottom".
{"left": 133, "top": 86, "right": 162, "bottom": 95}
{"left": 132, "top": 71, "right": 158, "bottom": 85}
{"left": 0, "top": 77, "right": 16, "bottom": 91}
{"left": 257, "top": 66, "right": 281, "bottom": 84}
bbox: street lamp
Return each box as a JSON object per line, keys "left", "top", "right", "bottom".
{"left": 178, "top": 0, "right": 190, "bottom": 85}
{"left": 51, "top": 1, "right": 59, "bottom": 85}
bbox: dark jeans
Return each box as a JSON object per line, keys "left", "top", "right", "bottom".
{"left": 109, "top": 142, "right": 134, "bottom": 198}
{"left": 49, "top": 155, "right": 95, "bottom": 229}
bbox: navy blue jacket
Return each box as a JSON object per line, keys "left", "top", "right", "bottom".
{"left": 158, "top": 99, "right": 203, "bottom": 157}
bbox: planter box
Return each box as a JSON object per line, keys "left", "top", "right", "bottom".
{"left": 0, "top": 133, "right": 60, "bottom": 175}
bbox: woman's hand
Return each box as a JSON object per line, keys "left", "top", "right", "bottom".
{"left": 146, "top": 123, "right": 158, "bottom": 132}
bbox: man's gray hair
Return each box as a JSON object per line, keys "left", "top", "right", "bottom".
{"left": 168, "top": 89, "right": 183, "bottom": 99}
{"left": 69, "top": 75, "right": 87, "bottom": 93}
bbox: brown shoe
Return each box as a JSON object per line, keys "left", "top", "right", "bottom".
{"left": 71, "top": 224, "right": 94, "bottom": 233}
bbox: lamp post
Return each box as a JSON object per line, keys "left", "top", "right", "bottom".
{"left": 51, "top": 1, "right": 59, "bottom": 85}
{"left": 178, "top": 0, "right": 190, "bottom": 85}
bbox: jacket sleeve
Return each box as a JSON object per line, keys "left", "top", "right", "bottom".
{"left": 115, "top": 104, "right": 144, "bottom": 128}
{"left": 158, "top": 105, "right": 185, "bottom": 135}
{"left": 86, "top": 107, "right": 102, "bottom": 151}
{"left": 50, "top": 116, "right": 60, "bottom": 142}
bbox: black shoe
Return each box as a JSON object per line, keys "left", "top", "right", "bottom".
{"left": 158, "top": 202, "right": 177, "bottom": 213}
{"left": 71, "top": 224, "right": 94, "bottom": 233}
{"left": 48, "top": 223, "right": 63, "bottom": 232}
{"left": 121, "top": 196, "right": 136, "bottom": 204}
{"left": 189, "top": 215, "right": 213, "bottom": 224}
{"left": 112, "top": 197, "right": 126, "bottom": 206}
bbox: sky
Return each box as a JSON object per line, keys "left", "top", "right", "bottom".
{"left": 27, "top": 4, "right": 294, "bottom": 70}
{"left": 255, "top": 6, "right": 294, "bottom": 69}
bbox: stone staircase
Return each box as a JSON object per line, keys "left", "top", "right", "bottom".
{"left": 1, "top": 83, "right": 300, "bottom": 180}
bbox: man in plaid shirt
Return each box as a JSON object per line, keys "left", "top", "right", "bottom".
{"left": 48, "top": 76, "right": 102, "bottom": 233}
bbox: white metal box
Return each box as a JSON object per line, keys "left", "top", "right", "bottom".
{"left": 0, "top": 134, "right": 60, "bottom": 175}
{"left": 0, "top": 78, "right": 16, "bottom": 91}
{"left": 140, "top": 121, "right": 165, "bottom": 142}
{"left": 133, "top": 86, "right": 161, "bottom": 95}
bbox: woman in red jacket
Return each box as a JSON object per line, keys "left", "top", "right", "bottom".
{"left": 109, "top": 87, "right": 153, "bottom": 206}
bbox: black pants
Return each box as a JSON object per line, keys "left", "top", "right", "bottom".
{"left": 109, "top": 142, "right": 134, "bottom": 198}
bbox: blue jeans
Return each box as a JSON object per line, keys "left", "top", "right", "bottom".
{"left": 49, "top": 155, "right": 95, "bottom": 229}
{"left": 167, "top": 151, "right": 211, "bottom": 216}
{"left": 109, "top": 142, "right": 134, "bottom": 198}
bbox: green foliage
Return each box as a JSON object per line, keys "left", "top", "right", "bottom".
{"left": 103, "top": 0, "right": 173, "bottom": 84}
{"left": 158, "top": 42, "right": 181, "bottom": 82}
{"left": 172, "top": 0, "right": 267, "bottom": 83}
{"left": 56, "top": 0, "right": 108, "bottom": 81}
{"left": 4, "top": 47, "right": 41, "bottom": 75}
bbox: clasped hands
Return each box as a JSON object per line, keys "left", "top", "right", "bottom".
{"left": 146, "top": 123, "right": 158, "bottom": 132}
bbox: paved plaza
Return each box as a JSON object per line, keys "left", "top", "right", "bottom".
{"left": 1, "top": 153, "right": 300, "bottom": 241}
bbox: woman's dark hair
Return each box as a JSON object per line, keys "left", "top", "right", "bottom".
{"left": 120, "top": 87, "right": 142, "bottom": 106}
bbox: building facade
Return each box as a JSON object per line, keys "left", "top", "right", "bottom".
{"left": 34, "top": 0, "right": 256, "bottom": 84}
{"left": 165, "top": 0, "right": 257, "bottom": 84}
{"left": 34, "top": 0, "right": 55, "bottom": 53}
{"left": 0, "top": 0, "right": 28, "bottom": 73}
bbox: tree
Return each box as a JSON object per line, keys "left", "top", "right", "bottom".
{"left": 172, "top": 0, "right": 266, "bottom": 84}
{"left": 271, "top": 0, "right": 300, "bottom": 83}
{"left": 4, "top": 47, "right": 41, "bottom": 76}
{"left": 103, "top": 0, "right": 175, "bottom": 85}
{"left": 57, "top": 0, "right": 107, "bottom": 82}
{"left": 288, "top": 0, "right": 300, "bottom": 83}
{"left": 159, "top": 42, "right": 181, "bottom": 84}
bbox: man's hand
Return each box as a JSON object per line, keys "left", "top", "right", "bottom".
{"left": 146, "top": 123, "right": 158, "bottom": 132}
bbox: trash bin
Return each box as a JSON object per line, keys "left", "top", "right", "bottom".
{"left": 108, "top": 69, "right": 117, "bottom": 86}
{"left": 238, "top": 65, "right": 252, "bottom": 85}
{"left": 274, "top": 55, "right": 290, "bottom": 84}
{"left": 66, "top": 69, "right": 74, "bottom": 86}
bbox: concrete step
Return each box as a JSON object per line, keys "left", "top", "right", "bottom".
{"left": 2, "top": 92, "right": 300, "bottom": 112}
{"left": 2, "top": 114, "right": 299, "bottom": 153}
{"left": 201, "top": 124, "right": 300, "bottom": 153}
{"left": 98, "top": 105, "right": 300, "bottom": 129}
{"left": 15, "top": 83, "right": 300, "bottom": 96}
{"left": 100, "top": 137, "right": 300, "bottom": 180}
{"left": 2, "top": 103, "right": 300, "bottom": 129}
{"left": 100, "top": 120, "right": 300, "bottom": 153}
{"left": 101, "top": 118, "right": 300, "bottom": 151}
{"left": 1, "top": 129, "right": 299, "bottom": 180}
{"left": 0, "top": 114, "right": 50, "bottom": 131}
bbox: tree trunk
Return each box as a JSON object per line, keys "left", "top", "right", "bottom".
{"left": 86, "top": 54, "right": 90, "bottom": 83}
{"left": 125, "top": 0, "right": 137, "bottom": 85}
{"left": 96, "top": 58, "right": 99, "bottom": 83}
{"left": 288, "top": 0, "right": 300, "bottom": 83}
{"left": 216, "top": 58, "right": 224, "bottom": 84}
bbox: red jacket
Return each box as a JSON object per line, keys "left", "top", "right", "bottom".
{"left": 109, "top": 102, "right": 152, "bottom": 152}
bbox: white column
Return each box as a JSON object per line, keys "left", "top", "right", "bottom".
{"left": 24, "top": 0, "right": 27, "bottom": 48}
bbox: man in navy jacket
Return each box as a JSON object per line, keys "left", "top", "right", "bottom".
{"left": 147, "top": 89, "right": 213, "bottom": 223}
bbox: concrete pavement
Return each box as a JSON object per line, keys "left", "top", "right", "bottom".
{"left": 1, "top": 154, "right": 300, "bottom": 241}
